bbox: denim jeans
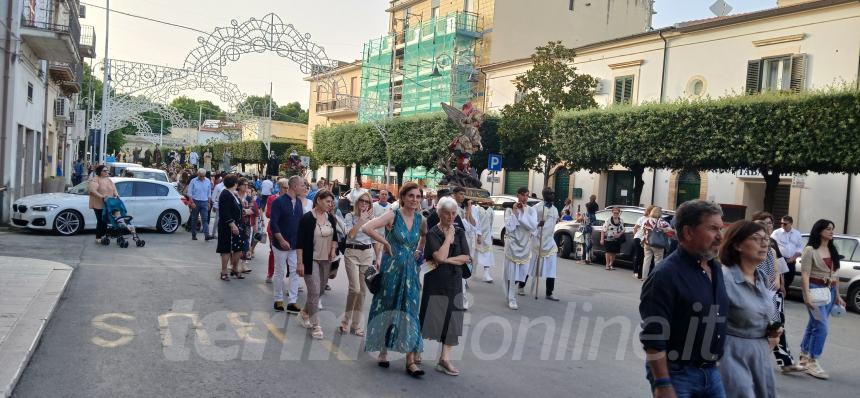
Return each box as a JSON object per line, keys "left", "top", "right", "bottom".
{"left": 189, "top": 200, "right": 210, "bottom": 238}
{"left": 800, "top": 283, "right": 836, "bottom": 359}
{"left": 646, "top": 363, "right": 727, "bottom": 398}
{"left": 582, "top": 231, "right": 593, "bottom": 261}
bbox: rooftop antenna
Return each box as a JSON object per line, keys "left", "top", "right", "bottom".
{"left": 709, "top": 0, "right": 733, "bottom": 17}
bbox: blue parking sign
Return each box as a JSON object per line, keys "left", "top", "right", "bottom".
{"left": 488, "top": 154, "right": 502, "bottom": 171}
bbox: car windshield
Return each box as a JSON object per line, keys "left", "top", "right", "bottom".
{"left": 131, "top": 171, "right": 168, "bottom": 182}
{"left": 68, "top": 181, "right": 89, "bottom": 195}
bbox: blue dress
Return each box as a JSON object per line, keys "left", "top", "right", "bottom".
{"left": 364, "top": 209, "right": 423, "bottom": 354}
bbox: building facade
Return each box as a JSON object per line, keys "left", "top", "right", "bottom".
{"left": 482, "top": 0, "right": 860, "bottom": 233}
{"left": 1, "top": 0, "right": 91, "bottom": 222}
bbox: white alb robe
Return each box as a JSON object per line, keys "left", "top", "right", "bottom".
{"left": 528, "top": 202, "right": 559, "bottom": 279}
{"left": 503, "top": 205, "right": 537, "bottom": 282}
{"left": 475, "top": 205, "right": 495, "bottom": 269}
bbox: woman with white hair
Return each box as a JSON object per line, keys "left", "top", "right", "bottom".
{"left": 420, "top": 196, "right": 471, "bottom": 376}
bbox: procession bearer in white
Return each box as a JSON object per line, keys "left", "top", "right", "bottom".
{"left": 453, "top": 186, "right": 480, "bottom": 309}
{"left": 476, "top": 203, "right": 495, "bottom": 283}
{"left": 528, "top": 187, "right": 560, "bottom": 301}
{"left": 503, "top": 187, "right": 537, "bottom": 310}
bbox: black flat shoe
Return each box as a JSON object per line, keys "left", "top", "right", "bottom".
{"left": 406, "top": 362, "right": 424, "bottom": 378}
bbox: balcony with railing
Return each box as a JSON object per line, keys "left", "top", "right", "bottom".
{"left": 316, "top": 96, "right": 360, "bottom": 116}
{"left": 79, "top": 24, "right": 96, "bottom": 58}
{"left": 48, "top": 61, "right": 82, "bottom": 94}
{"left": 19, "top": 0, "right": 81, "bottom": 63}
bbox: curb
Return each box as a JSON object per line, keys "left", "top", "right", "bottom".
{"left": 0, "top": 257, "right": 73, "bottom": 398}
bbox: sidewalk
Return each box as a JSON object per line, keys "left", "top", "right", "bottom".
{"left": 0, "top": 256, "right": 73, "bottom": 398}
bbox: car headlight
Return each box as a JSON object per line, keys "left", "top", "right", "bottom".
{"left": 31, "top": 205, "right": 59, "bottom": 212}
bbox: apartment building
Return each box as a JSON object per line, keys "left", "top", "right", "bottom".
{"left": 1, "top": 0, "right": 92, "bottom": 222}
{"left": 482, "top": 0, "right": 860, "bottom": 233}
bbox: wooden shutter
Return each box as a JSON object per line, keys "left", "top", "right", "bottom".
{"left": 745, "top": 60, "right": 762, "bottom": 95}
{"left": 613, "top": 77, "right": 624, "bottom": 104}
{"left": 789, "top": 54, "right": 807, "bottom": 93}
{"left": 623, "top": 76, "right": 633, "bottom": 104}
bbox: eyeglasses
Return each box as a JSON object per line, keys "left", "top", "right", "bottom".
{"left": 747, "top": 235, "right": 770, "bottom": 245}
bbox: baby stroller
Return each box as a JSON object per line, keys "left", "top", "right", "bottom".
{"left": 101, "top": 197, "right": 145, "bottom": 248}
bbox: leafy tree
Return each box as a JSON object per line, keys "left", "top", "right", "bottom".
{"left": 499, "top": 41, "right": 598, "bottom": 182}
{"left": 275, "top": 101, "right": 309, "bottom": 124}
{"left": 553, "top": 89, "right": 860, "bottom": 211}
{"left": 237, "top": 95, "right": 278, "bottom": 118}
{"left": 169, "top": 96, "right": 225, "bottom": 125}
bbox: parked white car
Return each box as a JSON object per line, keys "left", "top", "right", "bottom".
{"left": 489, "top": 195, "right": 540, "bottom": 242}
{"left": 123, "top": 167, "right": 170, "bottom": 183}
{"left": 105, "top": 161, "right": 142, "bottom": 177}
{"left": 10, "top": 177, "right": 189, "bottom": 236}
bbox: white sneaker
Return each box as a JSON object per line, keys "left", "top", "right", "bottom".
{"left": 508, "top": 299, "right": 518, "bottom": 310}
{"left": 462, "top": 295, "right": 471, "bottom": 310}
{"left": 318, "top": 301, "right": 323, "bottom": 310}
{"left": 483, "top": 269, "right": 493, "bottom": 283}
{"left": 805, "top": 359, "right": 829, "bottom": 380}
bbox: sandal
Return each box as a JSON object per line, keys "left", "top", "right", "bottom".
{"left": 405, "top": 361, "right": 425, "bottom": 378}
{"left": 311, "top": 326, "right": 324, "bottom": 340}
{"left": 435, "top": 359, "right": 460, "bottom": 376}
{"left": 377, "top": 354, "right": 390, "bottom": 368}
{"left": 296, "top": 312, "right": 312, "bottom": 329}
{"left": 220, "top": 273, "right": 230, "bottom": 281}
{"left": 336, "top": 324, "right": 348, "bottom": 335}
{"left": 350, "top": 327, "right": 365, "bottom": 337}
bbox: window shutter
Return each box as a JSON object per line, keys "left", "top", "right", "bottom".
{"left": 745, "top": 60, "right": 762, "bottom": 95}
{"left": 623, "top": 76, "right": 634, "bottom": 104}
{"left": 789, "top": 54, "right": 807, "bottom": 93}
{"left": 614, "top": 78, "right": 624, "bottom": 103}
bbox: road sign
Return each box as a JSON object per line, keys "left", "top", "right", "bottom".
{"left": 488, "top": 154, "right": 502, "bottom": 172}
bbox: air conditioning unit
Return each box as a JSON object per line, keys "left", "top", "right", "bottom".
{"left": 79, "top": 5, "right": 86, "bottom": 18}
{"left": 54, "top": 98, "right": 70, "bottom": 120}
{"left": 595, "top": 80, "right": 608, "bottom": 95}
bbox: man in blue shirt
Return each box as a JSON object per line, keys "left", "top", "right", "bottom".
{"left": 640, "top": 200, "right": 728, "bottom": 398}
{"left": 187, "top": 168, "right": 213, "bottom": 241}
{"left": 270, "top": 175, "right": 304, "bottom": 313}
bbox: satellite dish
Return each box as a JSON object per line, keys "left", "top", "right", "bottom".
{"left": 709, "top": 0, "right": 733, "bottom": 17}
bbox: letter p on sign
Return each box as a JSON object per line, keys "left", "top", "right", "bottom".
{"left": 488, "top": 154, "right": 502, "bottom": 172}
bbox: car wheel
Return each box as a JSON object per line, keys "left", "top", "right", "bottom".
{"left": 847, "top": 284, "right": 860, "bottom": 313}
{"left": 53, "top": 210, "right": 83, "bottom": 236}
{"left": 157, "top": 210, "right": 181, "bottom": 234}
{"left": 558, "top": 234, "right": 573, "bottom": 259}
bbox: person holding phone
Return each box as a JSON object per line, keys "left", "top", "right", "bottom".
{"left": 717, "top": 220, "right": 780, "bottom": 398}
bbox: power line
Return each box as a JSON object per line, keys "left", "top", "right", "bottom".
{"left": 80, "top": 2, "right": 210, "bottom": 35}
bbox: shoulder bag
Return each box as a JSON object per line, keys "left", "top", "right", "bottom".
{"left": 809, "top": 260, "right": 833, "bottom": 306}
{"left": 647, "top": 220, "right": 669, "bottom": 249}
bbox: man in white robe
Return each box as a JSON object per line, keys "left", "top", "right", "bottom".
{"left": 527, "top": 187, "right": 560, "bottom": 301}
{"left": 503, "top": 187, "right": 536, "bottom": 310}
{"left": 476, "top": 203, "right": 495, "bottom": 283}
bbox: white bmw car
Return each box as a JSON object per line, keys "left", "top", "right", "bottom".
{"left": 10, "top": 177, "right": 190, "bottom": 236}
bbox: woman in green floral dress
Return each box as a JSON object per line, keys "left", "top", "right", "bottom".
{"left": 361, "top": 182, "right": 427, "bottom": 377}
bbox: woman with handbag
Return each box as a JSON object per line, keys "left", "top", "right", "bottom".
{"left": 600, "top": 207, "right": 625, "bottom": 270}
{"left": 420, "top": 196, "right": 470, "bottom": 376}
{"left": 641, "top": 207, "right": 673, "bottom": 278}
{"left": 361, "top": 182, "right": 426, "bottom": 377}
{"left": 216, "top": 175, "right": 244, "bottom": 281}
{"left": 295, "top": 190, "right": 338, "bottom": 340}
{"left": 799, "top": 219, "right": 846, "bottom": 380}
{"left": 339, "top": 192, "right": 374, "bottom": 337}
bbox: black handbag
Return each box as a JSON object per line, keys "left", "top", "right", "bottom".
{"left": 365, "top": 266, "right": 382, "bottom": 295}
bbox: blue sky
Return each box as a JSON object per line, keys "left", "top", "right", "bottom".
{"left": 652, "top": 0, "right": 778, "bottom": 27}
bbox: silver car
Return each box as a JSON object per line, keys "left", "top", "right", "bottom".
{"left": 789, "top": 234, "right": 860, "bottom": 313}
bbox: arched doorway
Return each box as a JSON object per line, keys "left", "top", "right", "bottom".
{"left": 553, "top": 167, "right": 570, "bottom": 210}
{"left": 675, "top": 170, "right": 702, "bottom": 208}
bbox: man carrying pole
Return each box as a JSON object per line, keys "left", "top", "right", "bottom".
{"left": 527, "top": 187, "right": 560, "bottom": 301}
{"left": 503, "top": 187, "right": 536, "bottom": 310}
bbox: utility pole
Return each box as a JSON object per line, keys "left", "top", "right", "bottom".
{"left": 98, "top": 0, "right": 110, "bottom": 164}
{"left": 266, "top": 82, "right": 273, "bottom": 153}
{"left": 197, "top": 104, "right": 202, "bottom": 145}
{"left": 159, "top": 115, "right": 163, "bottom": 146}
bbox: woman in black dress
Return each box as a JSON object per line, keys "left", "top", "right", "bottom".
{"left": 217, "top": 175, "right": 244, "bottom": 281}
{"left": 420, "top": 196, "right": 470, "bottom": 376}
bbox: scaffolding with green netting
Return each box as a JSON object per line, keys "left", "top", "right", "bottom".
{"left": 359, "top": 11, "right": 482, "bottom": 122}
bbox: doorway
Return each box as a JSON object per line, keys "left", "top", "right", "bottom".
{"left": 606, "top": 171, "right": 634, "bottom": 206}
{"left": 675, "top": 170, "right": 702, "bottom": 208}
{"left": 553, "top": 167, "right": 570, "bottom": 210}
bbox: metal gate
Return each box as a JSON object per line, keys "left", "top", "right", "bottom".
{"left": 504, "top": 171, "right": 529, "bottom": 195}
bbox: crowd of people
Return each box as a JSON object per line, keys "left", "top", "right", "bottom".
{"left": 83, "top": 159, "right": 848, "bottom": 389}
{"left": 639, "top": 200, "right": 846, "bottom": 398}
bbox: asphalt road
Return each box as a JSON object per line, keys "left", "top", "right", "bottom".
{"left": 2, "top": 227, "right": 858, "bottom": 398}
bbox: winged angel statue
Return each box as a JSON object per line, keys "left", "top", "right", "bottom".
{"left": 438, "top": 102, "right": 484, "bottom": 188}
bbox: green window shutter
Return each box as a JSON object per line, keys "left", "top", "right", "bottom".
{"left": 789, "top": 54, "right": 807, "bottom": 93}
{"left": 613, "top": 77, "right": 624, "bottom": 104}
{"left": 745, "top": 60, "right": 762, "bottom": 95}
{"left": 623, "top": 76, "right": 633, "bottom": 104}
